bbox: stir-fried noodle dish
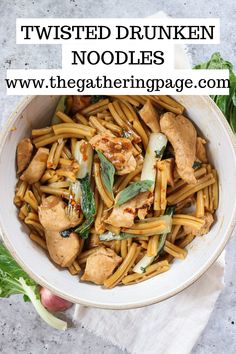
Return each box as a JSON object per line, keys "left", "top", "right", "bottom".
{"left": 14, "top": 95, "right": 218, "bottom": 287}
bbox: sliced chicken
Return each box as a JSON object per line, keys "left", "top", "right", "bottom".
{"left": 81, "top": 247, "right": 122, "bottom": 285}
{"left": 106, "top": 191, "right": 153, "bottom": 228}
{"left": 45, "top": 230, "right": 82, "bottom": 267}
{"left": 160, "top": 112, "right": 197, "bottom": 184}
{"left": 20, "top": 147, "right": 49, "bottom": 184}
{"left": 196, "top": 137, "right": 208, "bottom": 163}
{"left": 16, "top": 138, "right": 33, "bottom": 174}
{"left": 184, "top": 212, "right": 214, "bottom": 236}
{"left": 38, "top": 196, "right": 81, "bottom": 231}
{"left": 38, "top": 196, "right": 82, "bottom": 267}
{"left": 139, "top": 100, "right": 160, "bottom": 133}
{"left": 89, "top": 132, "right": 136, "bottom": 175}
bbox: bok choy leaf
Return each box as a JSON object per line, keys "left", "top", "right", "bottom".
{"left": 0, "top": 244, "right": 67, "bottom": 330}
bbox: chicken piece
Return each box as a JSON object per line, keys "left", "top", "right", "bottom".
{"left": 160, "top": 112, "right": 197, "bottom": 184}
{"left": 20, "top": 147, "right": 49, "bottom": 184}
{"left": 184, "top": 212, "right": 214, "bottom": 236}
{"left": 45, "top": 230, "right": 82, "bottom": 267}
{"left": 16, "top": 138, "right": 33, "bottom": 174}
{"left": 139, "top": 100, "right": 160, "bottom": 133}
{"left": 106, "top": 191, "right": 153, "bottom": 228}
{"left": 81, "top": 247, "right": 122, "bottom": 285}
{"left": 38, "top": 196, "right": 82, "bottom": 267}
{"left": 38, "top": 196, "right": 81, "bottom": 231}
{"left": 69, "top": 95, "right": 91, "bottom": 114}
{"left": 196, "top": 137, "right": 208, "bottom": 163}
{"left": 89, "top": 132, "right": 136, "bottom": 175}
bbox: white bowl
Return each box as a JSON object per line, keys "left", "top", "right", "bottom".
{"left": 0, "top": 95, "right": 236, "bottom": 309}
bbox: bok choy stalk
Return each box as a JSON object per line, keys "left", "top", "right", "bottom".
{"left": 0, "top": 244, "right": 67, "bottom": 330}
{"left": 133, "top": 206, "right": 175, "bottom": 274}
{"left": 141, "top": 133, "right": 167, "bottom": 191}
{"left": 73, "top": 140, "right": 93, "bottom": 179}
{"left": 62, "top": 141, "right": 95, "bottom": 239}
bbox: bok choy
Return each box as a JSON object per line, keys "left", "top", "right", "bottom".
{"left": 133, "top": 206, "right": 175, "bottom": 274}
{"left": 141, "top": 133, "right": 167, "bottom": 191}
{"left": 0, "top": 244, "right": 67, "bottom": 330}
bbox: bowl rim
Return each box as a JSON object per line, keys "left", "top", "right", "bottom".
{"left": 0, "top": 95, "right": 236, "bottom": 309}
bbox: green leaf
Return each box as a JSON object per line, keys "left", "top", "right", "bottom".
{"left": 91, "top": 95, "right": 107, "bottom": 104}
{"left": 192, "top": 161, "right": 202, "bottom": 169}
{"left": 0, "top": 244, "right": 67, "bottom": 330}
{"left": 155, "top": 145, "right": 166, "bottom": 159}
{"left": 74, "top": 174, "right": 96, "bottom": 239}
{"left": 51, "top": 96, "right": 67, "bottom": 125}
{"left": 116, "top": 180, "right": 154, "bottom": 206}
{"left": 96, "top": 150, "right": 115, "bottom": 196}
{"left": 194, "top": 52, "right": 236, "bottom": 133}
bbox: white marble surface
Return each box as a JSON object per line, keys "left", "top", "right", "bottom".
{"left": 0, "top": 1, "right": 236, "bottom": 353}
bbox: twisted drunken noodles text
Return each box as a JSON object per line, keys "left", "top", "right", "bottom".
{"left": 14, "top": 95, "right": 218, "bottom": 287}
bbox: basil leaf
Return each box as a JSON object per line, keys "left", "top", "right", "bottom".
{"left": 116, "top": 180, "right": 153, "bottom": 206}
{"left": 155, "top": 145, "right": 166, "bottom": 159}
{"left": 194, "top": 52, "right": 236, "bottom": 134}
{"left": 192, "top": 161, "right": 202, "bottom": 169}
{"left": 96, "top": 150, "right": 115, "bottom": 196}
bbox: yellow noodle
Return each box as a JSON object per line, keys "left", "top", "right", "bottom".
{"left": 147, "top": 235, "right": 159, "bottom": 257}
{"left": 62, "top": 146, "right": 72, "bottom": 159}
{"left": 56, "top": 111, "right": 74, "bottom": 123}
{"left": 121, "top": 239, "right": 128, "bottom": 259}
{"left": 56, "top": 169, "right": 76, "bottom": 181}
{"left": 89, "top": 116, "right": 107, "bottom": 132}
{"left": 177, "top": 234, "right": 195, "bottom": 248}
{"left": 81, "top": 99, "right": 109, "bottom": 115}
{"left": 35, "top": 133, "right": 83, "bottom": 148}
{"left": 167, "top": 174, "right": 215, "bottom": 204}
{"left": 68, "top": 260, "right": 81, "bottom": 275}
{"left": 52, "top": 123, "right": 95, "bottom": 138}
{"left": 112, "top": 95, "right": 140, "bottom": 107}
{"left": 47, "top": 142, "right": 58, "bottom": 169}
{"left": 132, "top": 119, "right": 148, "bottom": 150}
{"left": 16, "top": 180, "right": 28, "bottom": 200}
{"left": 103, "top": 121, "right": 122, "bottom": 134}
{"left": 121, "top": 224, "right": 166, "bottom": 236}
{"left": 212, "top": 169, "right": 219, "bottom": 210}
{"left": 53, "top": 139, "right": 66, "bottom": 169}
{"left": 18, "top": 203, "right": 30, "bottom": 220}
{"left": 39, "top": 186, "right": 69, "bottom": 198}
{"left": 167, "top": 167, "right": 207, "bottom": 195}
{"left": 47, "top": 181, "right": 70, "bottom": 189}
{"left": 164, "top": 240, "right": 187, "bottom": 259}
{"left": 75, "top": 113, "right": 89, "bottom": 125}
{"left": 169, "top": 225, "right": 182, "bottom": 244}
{"left": 104, "top": 243, "right": 138, "bottom": 288}
{"left": 23, "top": 190, "right": 38, "bottom": 212}
{"left": 196, "top": 190, "right": 205, "bottom": 218}
{"left": 126, "top": 219, "right": 166, "bottom": 230}
{"left": 78, "top": 247, "right": 100, "bottom": 265}
{"left": 32, "top": 133, "right": 55, "bottom": 144}
{"left": 32, "top": 127, "right": 53, "bottom": 137}
{"left": 122, "top": 260, "right": 169, "bottom": 284}
{"left": 172, "top": 215, "right": 204, "bottom": 229}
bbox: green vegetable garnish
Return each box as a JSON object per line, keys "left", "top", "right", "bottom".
{"left": 192, "top": 161, "right": 202, "bottom": 170}
{"left": 96, "top": 151, "right": 115, "bottom": 197}
{"left": 154, "top": 205, "right": 176, "bottom": 259}
{"left": 51, "top": 96, "right": 67, "bottom": 125}
{"left": 121, "top": 128, "right": 132, "bottom": 139}
{"left": 74, "top": 174, "right": 96, "bottom": 239}
{"left": 0, "top": 244, "right": 67, "bottom": 330}
{"left": 91, "top": 95, "right": 107, "bottom": 104}
{"left": 194, "top": 52, "right": 236, "bottom": 133}
{"left": 115, "top": 180, "right": 154, "bottom": 206}
{"left": 155, "top": 145, "right": 166, "bottom": 159}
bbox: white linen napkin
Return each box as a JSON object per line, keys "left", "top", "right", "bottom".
{"left": 73, "top": 12, "right": 226, "bottom": 354}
